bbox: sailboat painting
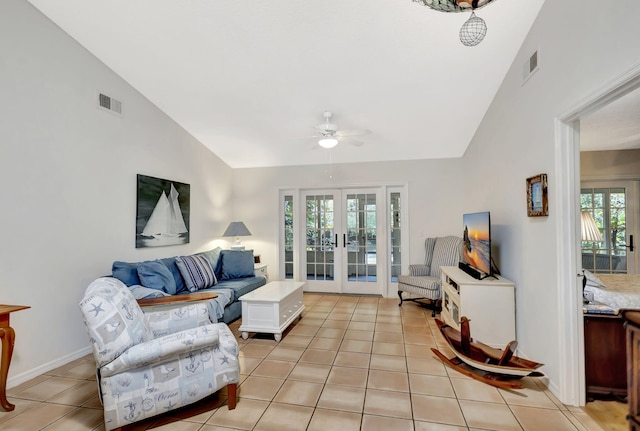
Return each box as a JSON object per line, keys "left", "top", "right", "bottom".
{"left": 136, "top": 174, "right": 190, "bottom": 248}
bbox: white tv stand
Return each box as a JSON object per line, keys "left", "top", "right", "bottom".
{"left": 440, "top": 266, "right": 515, "bottom": 349}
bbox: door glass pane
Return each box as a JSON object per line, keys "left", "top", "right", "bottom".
{"left": 346, "top": 193, "right": 376, "bottom": 282}
{"left": 580, "top": 187, "right": 627, "bottom": 273}
{"left": 284, "top": 195, "right": 294, "bottom": 279}
{"left": 390, "top": 192, "right": 402, "bottom": 282}
{"left": 306, "top": 195, "right": 334, "bottom": 281}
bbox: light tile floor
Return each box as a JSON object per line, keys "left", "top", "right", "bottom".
{"left": 0, "top": 293, "right": 623, "bottom": 430}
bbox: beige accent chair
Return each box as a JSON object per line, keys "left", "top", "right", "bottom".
{"left": 397, "top": 236, "right": 463, "bottom": 316}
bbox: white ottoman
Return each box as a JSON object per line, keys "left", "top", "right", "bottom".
{"left": 238, "top": 281, "right": 305, "bottom": 342}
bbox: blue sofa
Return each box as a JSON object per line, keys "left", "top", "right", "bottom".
{"left": 109, "top": 247, "right": 266, "bottom": 323}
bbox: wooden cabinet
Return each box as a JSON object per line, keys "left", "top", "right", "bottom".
{"left": 583, "top": 313, "right": 626, "bottom": 399}
{"left": 624, "top": 311, "right": 640, "bottom": 430}
{"left": 440, "top": 266, "right": 515, "bottom": 349}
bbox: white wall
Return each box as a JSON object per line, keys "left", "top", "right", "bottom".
{"left": 0, "top": 0, "right": 234, "bottom": 386}
{"left": 460, "top": 0, "right": 640, "bottom": 399}
{"left": 582, "top": 149, "right": 640, "bottom": 179}
{"left": 232, "top": 158, "right": 466, "bottom": 282}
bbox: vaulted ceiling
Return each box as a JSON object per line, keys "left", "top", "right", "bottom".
{"left": 27, "top": 0, "right": 547, "bottom": 168}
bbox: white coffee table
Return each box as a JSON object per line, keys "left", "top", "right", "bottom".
{"left": 238, "top": 281, "right": 305, "bottom": 342}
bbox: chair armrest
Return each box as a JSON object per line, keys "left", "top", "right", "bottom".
{"left": 144, "top": 302, "right": 212, "bottom": 337}
{"left": 136, "top": 290, "right": 218, "bottom": 306}
{"left": 100, "top": 324, "right": 221, "bottom": 377}
{"left": 217, "top": 321, "right": 240, "bottom": 358}
{"left": 409, "top": 264, "right": 431, "bottom": 276}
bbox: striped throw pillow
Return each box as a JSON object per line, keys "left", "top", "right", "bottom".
{"left": 175, "top": 255, "right": 217, "bottom": 292}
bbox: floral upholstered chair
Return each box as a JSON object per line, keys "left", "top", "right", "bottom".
{"left": 79, "top": 277, "right": 239, "bottom": 431}
{"left": 397, "top": 236, "right": 463, "bottom": 316}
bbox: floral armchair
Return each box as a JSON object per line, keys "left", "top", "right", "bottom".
{"left": 397, "top": 236, "right": 463, "bottom": 316}
{"left": 79, "top": 277, "right": 238, "bottom": 431}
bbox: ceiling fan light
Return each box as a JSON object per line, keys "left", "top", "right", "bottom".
{"left": 319, "top": 137, "right": 338, "bottom": 149}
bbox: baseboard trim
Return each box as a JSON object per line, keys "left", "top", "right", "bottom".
{"left": 7, "top": 346, "right": 92, "bottom": 389}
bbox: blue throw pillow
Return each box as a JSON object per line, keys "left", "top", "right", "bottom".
{"left": 112, "top": 261, "right": 140, "bottom": 286}
{"left": 196, "top": 247, "right": 222, "bottom": 279}
{"left": 159, "top": 257, "right": 186, "bottom": 293}
{"left": 176, "top": 255, "right": 218, "bottom": 292}
{"left": 137, "top": 260, "right": 177, "bottom": 295}
{"left": 220, "top": 250, "right": 255, "bottom": 280}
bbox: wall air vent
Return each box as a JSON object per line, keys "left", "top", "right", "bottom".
{"left": 522, "top": 49, "right": 539, "bottom": 85}
{"left": 98, "top": 92, "right": 122, "bottom": 116}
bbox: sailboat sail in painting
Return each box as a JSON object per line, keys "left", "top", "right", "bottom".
{"left": 136, "top": 175, "right": 190, "bottom": 248}
{"left": 142, "top": 184, "right": 188, "bottom": 237}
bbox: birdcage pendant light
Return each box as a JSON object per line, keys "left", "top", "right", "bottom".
{"left": 413, "top": 0, "right": 496, "bottom": 46}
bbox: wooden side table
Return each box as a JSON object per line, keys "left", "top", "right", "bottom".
{"left": 0, "top": 304, "right": 30, "bottom": 411}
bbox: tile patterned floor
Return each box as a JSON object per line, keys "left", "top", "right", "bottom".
{"left": 0, "top": 293, "right": 620, "bottom": 430}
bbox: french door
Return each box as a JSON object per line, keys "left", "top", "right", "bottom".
{"left": 302, "top": 188, "right": 383, "bottom": 295}
{"left": 580, "top": 181, "right": 638, "bottom": 274}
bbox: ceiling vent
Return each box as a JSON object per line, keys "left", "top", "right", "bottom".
{"left": 98, "top": 92, "right": 122, "bottom": 116}
{"left": 522, "top": 50, "right": 539, "bottom": 85}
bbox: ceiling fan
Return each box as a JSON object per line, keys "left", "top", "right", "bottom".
{"left": 311, "top": 111, "right": 370, "bottom": 149}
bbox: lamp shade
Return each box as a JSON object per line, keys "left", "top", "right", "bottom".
{"left": 318, "top": 138, "right": 338, "bottom": 149}
{"left": 581, "top": 211, "right": 603, "bottom": 242}
{"left": 223, "top": 221, "right": 251, "bottom": 250}
{"left": 223, "top": 221, "right": 251, "bottom": 237}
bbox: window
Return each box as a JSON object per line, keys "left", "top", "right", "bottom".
{"left": 580, "top": 187, "right": 627, "bottom": 273}
{"left": 390, "top": 192, "right": 401, "bottom": 282}
{"left": 346, "top": 193, "right": 377, "bottom": 282}
{"left": 306, "top": 194, "right": 335, "bottom": 281}
{"left": 284, "top": 195, "right": 294, "bottom": 279}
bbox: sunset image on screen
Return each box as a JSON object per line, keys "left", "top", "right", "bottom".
{"left": 462, "top": 212, "right": 490, "bottom": 274}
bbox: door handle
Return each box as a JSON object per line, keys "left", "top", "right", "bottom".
{"left": 334, "top": 234, "right": 338, "bottom": 247}
{"left": 626, "top": 234, "right": 634, "bottom": 252}
{"left": 343, "top": 233, "right": 346, "bottom": 248}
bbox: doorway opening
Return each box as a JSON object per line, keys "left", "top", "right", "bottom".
{"left": 557, "top": 62, "right": 640, "bottom": 406}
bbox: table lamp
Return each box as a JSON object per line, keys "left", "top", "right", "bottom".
{"left": 581, "top": 211, "right": 603, "bottom": 243}
{"left": 581, "top": 211, "right": 603, "bottom": 302}
{"left": 223, "top": 221, "right": 251, "bottom": 250}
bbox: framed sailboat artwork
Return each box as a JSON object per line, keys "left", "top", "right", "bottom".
{"left": 136, "top": 174, "right": 190, "bottom": 248}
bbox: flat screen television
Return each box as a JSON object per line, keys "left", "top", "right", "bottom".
{"left": 460, "top": 211, "right": 492, "bottom": 280}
